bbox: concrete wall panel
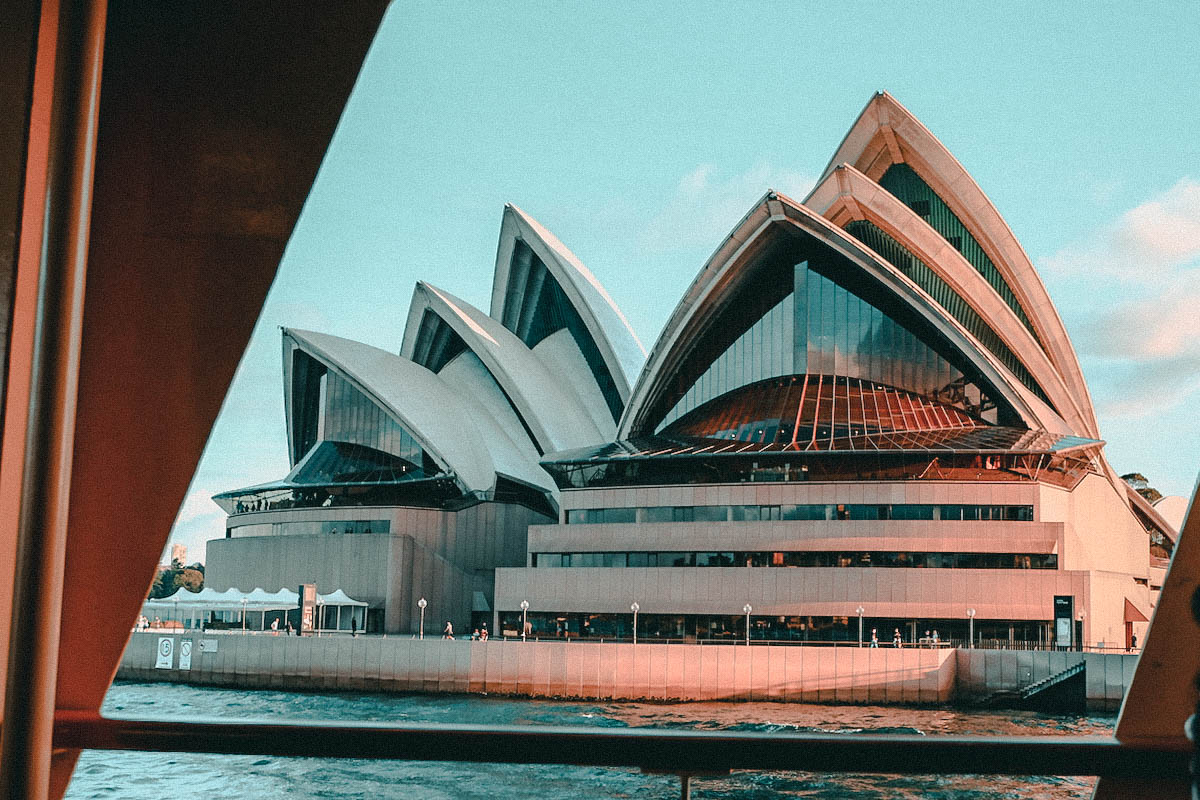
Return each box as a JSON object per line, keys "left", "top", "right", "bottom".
{"left": 119, "top": 636, "right": 1114, "bottom": 709}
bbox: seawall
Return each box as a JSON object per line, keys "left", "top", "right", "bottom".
{"left": 118, "top": 633, "right": 1135, "bottom": 710}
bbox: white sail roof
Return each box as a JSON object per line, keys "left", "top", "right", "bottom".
{"left": 401, "top": 282, "right": 607, "bottom": 453}
{"left": 491, "top": 203, "right": 646, "bottom": 398}
{"left": 620, "top": 191, "right": 1066, "bottom": 438}
{"left": 815, "top": 91, "right": 1098, "bottom": 437}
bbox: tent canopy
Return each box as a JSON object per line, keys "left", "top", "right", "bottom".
{"left": 142, "top": 587, "right": 367, "bottom": 612}
{"left": 317, "top": 589, "right": 368, "bottom": 607}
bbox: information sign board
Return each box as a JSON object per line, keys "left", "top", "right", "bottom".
{"left": 155, "top": 637, "right": 174, "bottom": 669}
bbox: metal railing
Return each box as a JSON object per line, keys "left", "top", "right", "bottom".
{"left": 133, "top": 629, "right": 1143, "bottom": 654}
{"left": 485, "top": 634, "right": 1132, "bottom": 652}
{"left": 53, "top": 711, "right": 1190, "bottom": 798}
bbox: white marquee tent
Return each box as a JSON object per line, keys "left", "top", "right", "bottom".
{"left": 140, "top": 586, "right": 367, "bottom": 631}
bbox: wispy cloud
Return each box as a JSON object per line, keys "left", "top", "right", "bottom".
{"left": 640, "top": 163, "right": 815, "bottom": 253}
{"left": 1081, "top": 272, "right": 1200, "bottom": 361}
{"left": 1041, "top": 177, "right": 1200, "bottom": 278}
{"left": 1042, "top": 178, "right": 1200, "bottom": 420}
{"left": 1097, "top": 354, "right": 1200, "bottom": 420}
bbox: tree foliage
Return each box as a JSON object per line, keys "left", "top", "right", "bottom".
{"left": 148, "top": 559, "right": 205, "bottom": 598}
{"left": 1120, "top": 472, "right": 1163, "bottom": 504}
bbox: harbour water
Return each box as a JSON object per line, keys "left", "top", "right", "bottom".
{"left": 66, "top": 682, "right": 1114, "bottom": 799}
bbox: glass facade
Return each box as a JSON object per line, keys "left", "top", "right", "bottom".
{"left": 533, "top": 550, "right": 1056, "bottom": 570}
{"left": 844, "top": 219, "right": 1053, "bottom": 408}
{"left": 227, "top": 519, "right": 391, "bottom": 536}
{"left": 501, "top": 240, "right": 623, "bottom": 423}
{"left": 290, "top": 440, "right": 432, "bottom": 485}
{"left": 289, "top": 348, "right": 327, "bottom": 464}
{"left": 564, "top": 503, "right": 1033, "bottom": 524}
{"left": 320, "top": 372, "right": 430, "bottom": 470}
{"left": 500, "top": 611, "right": 1051, "bottom": 645}
{"left": 876, "top": 163, "right": 1042, "bottom": 346}
{"left": 652, "top": 245, "right": 1009, "bottom": 435}
{"left": 289, "top": 349, "right": 437, "bottom": 476}
{"left": 408, "top": 309, "right": 468, "bottom": 374}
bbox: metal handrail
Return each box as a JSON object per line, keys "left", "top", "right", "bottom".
{"left": 484, "top": 635, "right": 1130, "bottom": 652}
{"left": 52, "top": 711, "right": 1189, "bottom": 780}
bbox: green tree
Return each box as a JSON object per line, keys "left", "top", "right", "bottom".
{"left": 147, "top": 561, "right": 205, "bottom": 598}
{"left": 1120, "top": 472, "right": 1163, "bottom": 504}
{"left": 173, "top": 568, "right": 204, "bottom": 593}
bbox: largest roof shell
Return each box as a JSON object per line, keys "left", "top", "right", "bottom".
{"left": 619, "top": 191, "right": 1070, "bottom": 440}
{"left": 805, "top": 163, "right": 1094, "bottom": 436}
{"left": 815, "top": 91, "right": 1098, "bottom": 437}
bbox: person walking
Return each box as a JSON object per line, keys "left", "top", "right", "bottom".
{"left": 443, "top": 620, "right": 454, "bottom": 639}
{"left": 870, "top": 628, "right": 879, "bottom": 648}
{"left": 270, "top": 618, "right": 279, "bottom": 636}
{"left": 893, "top": 628, "right": 902, "bottom": 648}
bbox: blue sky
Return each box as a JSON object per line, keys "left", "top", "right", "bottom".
{"left": 167, "top": 2, "right": 1200, "bottom": 562}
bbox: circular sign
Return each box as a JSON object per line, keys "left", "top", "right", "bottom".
{"left": 180, "top": 640, "right": 192, "bottom": 656}
{"left": 159, "top": 639, "right": 171, "bottom": 656}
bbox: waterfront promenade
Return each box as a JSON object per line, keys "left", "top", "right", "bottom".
{"left": 119, "top": 632, "right": 1135, "bottom": 710}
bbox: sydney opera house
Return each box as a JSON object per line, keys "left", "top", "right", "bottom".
{"left": 206, "top": 92, "right": 1175, "bottom": 649}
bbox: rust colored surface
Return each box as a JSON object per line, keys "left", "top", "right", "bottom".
{"left": 50, "top": 3, "right": 386, "bottom": 797}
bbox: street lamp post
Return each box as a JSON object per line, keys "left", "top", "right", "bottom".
{"left": 967, "top": 608, "right": 976, "bottom": 648}
{"left": 520, "top": 599, "right": 530, "bottom": 641}
{"left": 417, "top": 597, "right": 427, "bottom": 640}
{"left": 631, "top": 602, "right": 640, "bottom": 644}
{"left": 743, "top": 603, "right": 752, "bottom": 646}
{"left": 240, "top": 597, "right": 247, "bottom": 633}
{"left": 856, "top": 606, "right": 865, "bottom": 647}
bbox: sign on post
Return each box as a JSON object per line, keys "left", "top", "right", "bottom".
{"left": 155, "top": 637, "right": 174, "bottom": 669}
{"left": 1053, "top": 595, "right": 1074, "bottom": 648}
{"left": 299, "top": 583, "right": 317, "bottom": 634}
{"left": 179, "top": 639, "right": 193, "bottom": 670}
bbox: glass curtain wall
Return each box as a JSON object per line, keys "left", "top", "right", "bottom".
{"left": 318, "top": 372, "right": 430, "bottom": 470}
{"left": 289, "top": 347, "right": 327, "bottom": 464}
{"left": 409, "top": 309, "right": 468, "bottom": 374}
{"left": 659, "top": 260, "right": 967, "bottom": 431}
{"left": 844, "top": 219, "right": 1052, "bottom": 408}
{"left": 876, "top": 163, "right": 1042, "bottom": 346}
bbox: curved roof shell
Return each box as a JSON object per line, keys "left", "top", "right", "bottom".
{"left": 490, "top": 204, "right": 646, "bottom": 407}
{"left": 816, "top": 91, "right": 1098, "bottom": 437}
{"left": 619, "top": 191, "right": 1069, "bottom": 440}
{"left": 400, "top": 282, "right": 608, "bottom": 454}
{"left": 1153, "top": 495, "right": 1188, "bottom": 535}
{"left": 806, "top": 164, "right": 1093, "bottom": 437}
{"left": 282, "top": 327, "right": 552, "bottom": 494}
